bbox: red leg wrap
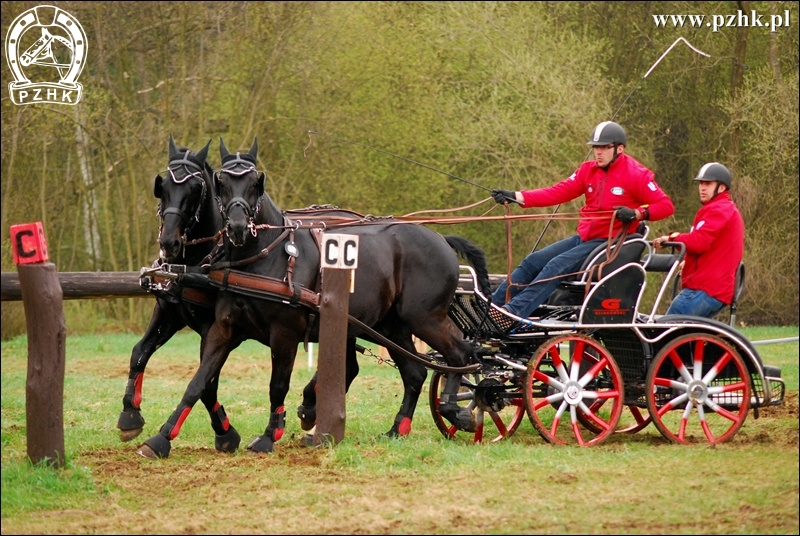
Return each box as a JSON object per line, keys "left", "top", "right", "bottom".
{"left": 169, "top": 407, "right": 192, "bottom": 440}
{"left": 133, "top": 373, "right": 144, "bottom": 408}
{"left": 270, "top": 406, "right": 286, "bottom": 441}
{"left": 398, "top": 416, "right": 412, "bottom": 436}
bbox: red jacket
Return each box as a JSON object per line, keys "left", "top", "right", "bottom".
{"left": 673, "top": 191, "right": 744, "bottom": 305}
{"left": 519, "top": 153, "right": 674, "bottom": 240}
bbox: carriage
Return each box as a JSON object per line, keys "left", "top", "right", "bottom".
{"left": 429, "top": 227, "right": 786, "bottom": 446}
{"left": 128, "top": 136, "right": 786, "bottom": 457}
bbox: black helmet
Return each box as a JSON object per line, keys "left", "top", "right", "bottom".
{"left": 587, "top": 121, "right": 627, "bottom": 146}
{"left": 694, "top": 162, "right": 732, "bottom": 188}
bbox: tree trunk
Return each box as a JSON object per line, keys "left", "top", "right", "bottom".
{"left": 728, "top": 0, "right": 751, "bottom": 166}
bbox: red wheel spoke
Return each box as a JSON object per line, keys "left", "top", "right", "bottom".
{"left": 593, "top": 389, "right": 622, "bottom": 400}
{"left": 630, "top": 407, "right": 647, "bottom": 425}
{"left": 549, "top": 346, "right": 564, "bottom": 370}
{"left": 570, "top": 341, "right": 585, "bottom": 381}
{"left": 580, "top": 356, "right": 610, "bottom": 386}
{"left": 533, "top": 369, "right": 563, "bottom": 388}
{"left": 702, "top": 350, "right": 733, "bottom": 383}
{"left": 667, "top": 349, "right": 693, "bottom": 383}
{"left": 489, "top": 411, "right": 509, "bottom": 436}
{"left": 657, "top": 393, "right": 689, "bottom": 416}
{"left": 571, "top": 417, "right": 586, "bottom": 446}
{"left": 578, "top": 402, "right": 611, "bottom": 431}
{"left": 692, "top": 338, "right": 705, "bottom": 380}
{"left": 704, "top": 399, "right": 743, "bottom": 422}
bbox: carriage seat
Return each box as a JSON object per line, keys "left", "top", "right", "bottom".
{"left": 546, "top": 232, "right": 649, "bottom": 307}
{"left": 641, "top": 253, "right": 746, "bottom": 328}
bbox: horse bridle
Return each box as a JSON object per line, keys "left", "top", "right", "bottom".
{"left": 157, "top": 155, "right": 208, "bottom": 235}
{"left": 214, "top": 154, "right": 263, "bottom": 238}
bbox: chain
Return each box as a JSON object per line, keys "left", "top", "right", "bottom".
{"left": 360, "top": 345, "right": 398, "bottom": 369}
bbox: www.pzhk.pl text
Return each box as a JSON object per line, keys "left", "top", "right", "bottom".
{"left": 653, "top": 10, "right": 791, "bottom": 33}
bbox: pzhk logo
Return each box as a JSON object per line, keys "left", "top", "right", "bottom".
{"left": 5, "top": 5, "right": 87, "bottom": 105}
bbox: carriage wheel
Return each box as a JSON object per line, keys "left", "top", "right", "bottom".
{"left": 615, "top": 405, "right": 651, "bottom": 434}
{"left": 523, "top": 334, "right": 623, "bottom": 446}
{"left": 645, "top": 333, "right": 750, "bottom": 444}
{"left": 565, "top": 344, "right": 651, "bottom": 435}
{"left": 428, "top": 371, "right": 525, "bottom": 443}
{"left": 582, "top": 400, "right": 651, "bottom": 434}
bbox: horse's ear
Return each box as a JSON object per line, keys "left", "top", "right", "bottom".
{"left": 168, "top": 134, "right": 179, "bottom": 159}
{"left": 257, "top": 171, "right": 266, "bottom": 198}
{"left": 248, "top": 137, "right": 258, "bottom": 160}
{"left": 219, "top": 137, "right": 230, "bottom": 160}
{"left": 154, "top": 174, "right": 163, "bottom": 198}
{"left": 196, "top": 139, "right": 211, "bottom": 164}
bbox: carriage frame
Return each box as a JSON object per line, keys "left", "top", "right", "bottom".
{"left": 429, "top": 227, "right": 786, "bottom": 446}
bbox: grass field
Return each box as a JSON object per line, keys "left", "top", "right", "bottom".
{"left": 1, "top": 326, "right": 798, "bottom": 534}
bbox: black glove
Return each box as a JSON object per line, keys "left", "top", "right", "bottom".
{"left": 614, "top": 206, "right": 637, "bottom": 224}
{"left": 491, "top": 189, "right": 520, "bottom": 205}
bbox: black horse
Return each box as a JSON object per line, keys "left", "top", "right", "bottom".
{"left": 117, "top": 135, "right": 240, "bottom": 453}
{"left": 138, "top": 137, "right": 490, "bottom": 458}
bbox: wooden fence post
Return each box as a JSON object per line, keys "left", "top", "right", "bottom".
{"left": 11, "top": 221, "right": 66, "bottom": 468}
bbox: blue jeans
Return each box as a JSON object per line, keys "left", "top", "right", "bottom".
{"left": 491, "top": 235, "right": 605, "bottom": 318}
{"left": 666, "top": 288, "right": 726, "bottom": 319}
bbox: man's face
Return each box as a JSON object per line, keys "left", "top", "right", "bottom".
{"left": 697, "top": 180, "right": 720, "bottom": 204}
{"left": 592, "top": 143, "right": 619, "bottom": 167}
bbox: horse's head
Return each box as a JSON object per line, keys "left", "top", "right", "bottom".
{"left": 214, "top": 137, "right": 265, "bottom": 247}
{"left": 154, "top": 134, "right": 212, "bottom": 261}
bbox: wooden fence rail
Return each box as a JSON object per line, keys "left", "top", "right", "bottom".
{"left": 1, "top": 271, "right": 147, "bottom": 301}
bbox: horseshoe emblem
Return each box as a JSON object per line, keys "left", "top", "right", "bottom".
{"left": 5, "top": 5, "right": 88, "bottom": 105}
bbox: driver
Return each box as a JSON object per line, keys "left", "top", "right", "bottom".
{"left": 490, "top": 121, "right": 675, "bottom": 320}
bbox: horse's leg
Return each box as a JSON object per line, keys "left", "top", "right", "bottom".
{"left": 413, "top": 321, "right": 478, "bottom": 433}
{"left": 118, "top": 301, "right": 185, "bottom": 442}
{"left": 137, "top": 320, "right": 237, "bottom": 459}
{"left": 297, "top": 337, "right": 360, "bottom": 431}
{"left": 194, "top": 333, "right": 241, "bottom": 453}
{"left": 248, "top": 332, "right": 300, "bottom": 454}
{"left": 198, "top": 370, "right": 241, "bottom": 453}
{"left": 382, "top": 330, "right": 428, "bottom": 438}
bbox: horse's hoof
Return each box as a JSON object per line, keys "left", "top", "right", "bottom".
{"left": 139, "top": 434, "right": 171, "bottom": 459}
{"left": 215, "top": 426, "right": 241, "bottom": 453}
{"left": 439, "top": 404, "right": 477, "bottom": 433}
{"left": 246, "top": 435, "right": 275, "bottom": 454}
{"left": 119, "top": 427, "right": 143, "bottom": 443}
{"left": 299, "top": 433, "right": 315, "bottom": 447}
{"left": 137, "top": 444, "right": 159, "bottom": 459}
{"left": 117, "top": 409, "right": 145, "bottom": 442}
{"left": 297, "top": 404, "right": 316, "bottom": 431}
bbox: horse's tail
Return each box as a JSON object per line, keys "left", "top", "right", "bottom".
{"left": 444, "top": 235, "right": 491, "bottom": 296}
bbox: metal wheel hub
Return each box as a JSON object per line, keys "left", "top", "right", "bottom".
{"left": 563, "top": 380, "right": 584, "bottom": 406}
{"left": 688, "top": 380, "right": 708, "bottom": 404}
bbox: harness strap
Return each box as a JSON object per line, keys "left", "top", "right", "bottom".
{"left": 207, "top": 269, "right": 320, "bottom": 308}
{"left": 208, "top": 228, "right": 291, "bottom": 270}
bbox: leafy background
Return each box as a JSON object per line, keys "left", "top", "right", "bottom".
{"left": 2, "top": 1, "right": 798, "bottom": 336}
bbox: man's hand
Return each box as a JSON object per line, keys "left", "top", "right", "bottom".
{"left": 653, "top": 232, "right": 680, "bottom": 250}
{"left": 614, "top": 206, "right": 637, "bottom": 223}
{"left": 491, "top": 189, "right": 520, "bottom": 205}
{"left": 652, "top": 235, "right": 669, "bottom": 250}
